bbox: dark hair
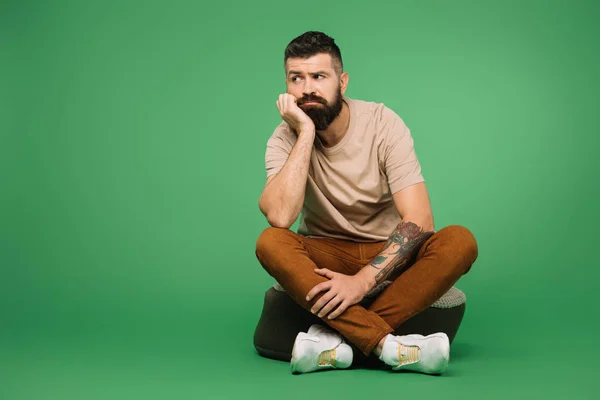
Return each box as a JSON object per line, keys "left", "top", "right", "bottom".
{"left": 284, "top": 31, "right": 343, "bottom": 75}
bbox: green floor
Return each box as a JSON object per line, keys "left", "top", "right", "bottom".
{"left": 2, "top": 323, "right": 597, "bottom": 399}
{"left": 2, "top": 0, "right": 599, "bottom": 398}
{"left": 2, "top": 277, "right": 598, "bottom": 399}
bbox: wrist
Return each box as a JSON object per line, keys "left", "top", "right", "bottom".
{"left": 355, "top": 268, "right": 377, "bottom": 294}
{"left": 298, "top": 126, "right": 315, "bottom": 138}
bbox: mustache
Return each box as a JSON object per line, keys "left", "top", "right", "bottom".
{"left": 297, "top": 95, "right": 327, "bottom": 106}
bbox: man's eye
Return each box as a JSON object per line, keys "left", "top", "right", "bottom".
{"left": 314, "top": 75, "right": 323, "bottom": 79}
{"left": 292, "top": 76, "right": 302, "bottom": 82}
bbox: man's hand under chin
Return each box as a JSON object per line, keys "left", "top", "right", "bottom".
{"left": 305, "top": 268, "right": 375, "bottom": 320}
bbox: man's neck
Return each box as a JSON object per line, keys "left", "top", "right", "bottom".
{"left": 316, "top": 100, "right": 350, "bottom": 148}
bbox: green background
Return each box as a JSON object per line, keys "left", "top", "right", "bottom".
{"left": 2, "top": 0, "right": 599, "bottom": 398}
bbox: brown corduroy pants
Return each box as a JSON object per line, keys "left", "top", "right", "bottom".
{"left": 255, "top": 225, "right": 478, "bottom": 356}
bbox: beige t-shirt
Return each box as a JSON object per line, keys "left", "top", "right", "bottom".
{"left": 264, "top": 96, "right": 424, "bottom": 242}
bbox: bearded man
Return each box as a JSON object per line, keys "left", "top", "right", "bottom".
{"left": 256, "top": 31, "right": 478, "bottom": 375}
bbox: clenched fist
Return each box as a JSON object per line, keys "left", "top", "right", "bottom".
{"left": 276, "top": 93, "right": 315, "bottom": 135}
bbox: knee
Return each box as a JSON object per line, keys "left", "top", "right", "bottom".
{"left": 255, "top": 227, "right": 294, "bottom": 264}
{"left": 438, "top": 225, "right": 479, "bottom": 267}
{"left": 256, "top": 227, "right": 279, "bottom": 258}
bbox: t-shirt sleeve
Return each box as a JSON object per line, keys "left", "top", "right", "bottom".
{"left": 381, "top": 109, "right": 425, "bottom": 194}
{"left": 265, "top": 129, "right": 294, "bottom": 178}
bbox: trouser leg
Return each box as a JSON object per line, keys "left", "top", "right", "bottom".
{"left": 255, "top": 227, "right": 393, "bottom": 356}
{"left": 366, "top": 225, "right": 478, "bottom": 330}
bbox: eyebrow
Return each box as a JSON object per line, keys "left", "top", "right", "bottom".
{"left": 288, "top": 70, "right": 329, "bottom": 76}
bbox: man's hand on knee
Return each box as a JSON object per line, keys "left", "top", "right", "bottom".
{"left": 306, "top": 268, "right": 371, "bottom": 320}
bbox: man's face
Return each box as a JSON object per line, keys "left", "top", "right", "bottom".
{"left": 285, "top": 53, "right": 346, "bottom": 131}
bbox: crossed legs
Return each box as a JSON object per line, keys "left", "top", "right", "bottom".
{"left": 255, "top": 225, "right": 478, "bottom": 357}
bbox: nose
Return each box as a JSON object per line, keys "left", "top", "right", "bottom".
{"left": 303, "top": 78, "right": 316, "bottom": 96}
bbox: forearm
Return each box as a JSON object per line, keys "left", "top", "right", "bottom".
{"left": 259, "top": 130, "right": 315, "bottom": 228}
{"left": 355, "top": 220, "right": 435, "bottom": 291}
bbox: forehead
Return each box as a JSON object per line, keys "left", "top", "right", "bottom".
{"left": 285, "top": 53, "right": 334, "bottom": 74}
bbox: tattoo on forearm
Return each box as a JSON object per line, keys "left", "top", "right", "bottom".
{"left": 368, "top": 221, "right": 434, "bottom": 284}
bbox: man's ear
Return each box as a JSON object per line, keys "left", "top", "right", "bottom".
{"left": 340, "top": 71, "right": 349, "bottom": 96}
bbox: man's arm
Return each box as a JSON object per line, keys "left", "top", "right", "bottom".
{"left": 259, "top": 94, "right": 315, "bottom": 229}
{"left": 306, "top": 182, "right": 435, "bottom": 319}
{"left": 259, "top": 129, "right": 314, "bottom": 228}
{"left": 355, "top": 182, "right": 435, "bottom": 291}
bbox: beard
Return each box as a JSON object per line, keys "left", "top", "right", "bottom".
{"left": 297, "top": 88, "right": 343, "bottom": 131}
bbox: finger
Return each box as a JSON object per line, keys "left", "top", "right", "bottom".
{"left": 286, "top": 93, "right": 298, "bottom": 109}
{"left": 280, "top": 94, "right": 287, "bottom": 110}
{"left": 327, "top": 300, "right": 349, "bottom": 320}
{"left": 284, "top": 94, "right": 294, "bottom": 113}
{"left": 314, "top": 268, "right": 335, "bottom": 279}
{"left": 318, "top": 295, "right": 342, "bottom": 318}
{"left": 306, "top": 281, "right": 332, "bottom": 301}
{"left": 306, "top": 282, "right": 331, "bottom": 302}
{"left": 310, "top": 290, "right": 336, "bottom": 314}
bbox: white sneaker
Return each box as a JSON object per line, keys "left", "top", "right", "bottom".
{"left": 290, "top": 324, "right": 353, "bottom": 374}
{"left": 379, "top": 332, "right": 450, "bottom": 374}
